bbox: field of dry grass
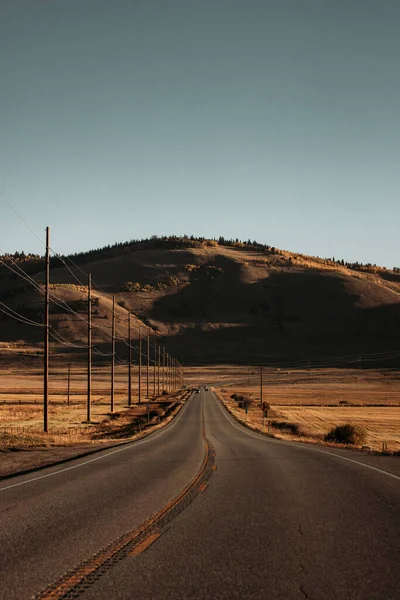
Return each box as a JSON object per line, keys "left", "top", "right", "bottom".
{"left": 0, "top": 360, "right": 191, "bottom": 451}
{"left": 216, "top": 367, "right": 400, "bottom": 406}
{"left": 1, "top": 363, "right": 400, "bottom": 453}
{"left": 218, "top": 392, "right": 400, "bottom": 453}
{"left": 215, "top": 367, "right": 400, "bottom": 453}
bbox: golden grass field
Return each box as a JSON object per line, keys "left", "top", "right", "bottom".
{"left": 215, "top": 367, "right": 400, "bottom": 453}
{"left": 275, "top": 406, "right": 400, "bottom": 450}
{"left": 1, "top": 363, "right": 399, "bottom": 453}
{"left": 0, "top": 361, "right": 191, "bottom": 451}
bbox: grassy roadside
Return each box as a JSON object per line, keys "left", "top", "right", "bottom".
{"left": 0, "top": 390, "right": 192, "bottom": 478}
{"left": 214, "top": 389, "right": 400, "bottom": 455}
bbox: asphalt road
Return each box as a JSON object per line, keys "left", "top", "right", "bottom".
{"left": 1, "top": 389, "right": 399, "bottom": 600}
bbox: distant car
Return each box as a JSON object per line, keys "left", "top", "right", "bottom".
{"left": 195, "top": 389, "right": 200, "bottom": 394}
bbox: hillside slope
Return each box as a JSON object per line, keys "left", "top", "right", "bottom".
{"left": 1, "top": 242, "right": 399, "bottom": 364}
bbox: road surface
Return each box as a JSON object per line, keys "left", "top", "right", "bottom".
{"left": 0, "top": 389, "right": 399, "bottom": 599}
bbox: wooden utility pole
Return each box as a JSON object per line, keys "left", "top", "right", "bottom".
{"left": 162, "top": 347, "right": 165, "bottom": 393}
{"left": 260, "top": 366, "right": 263, "bottom": 408}
{"left": 177, "top": 360, "right": 181, "bottom": 390}
{"left": 128, "top": 312, "right": 132, "bottom": 407}
{"left": 67, "top": 363, "right": 71, "bottom": 407}
{"left": 44, "top": 226, "right": 50, "bottom": 433}
{"left": 146, "top": 334, "right": 150, "bottom": 398}
{"left": 138, "top": 325, "right": 142, "bottom": 403}
{"left": 153, "top": 342, "right": 157, "bottom": 397}
{"left": 166, "top": 352, "right": 169, "bottom": 393}
{"left": 167, "top": 352, "right": 171, "bottom": 392}
{"left": 157, "top": 345, "right": 161, "bottom": 395}
{"left": 111, "top": 295, "right": 115, "bottom": 412}
{"left": 87, "top": 273, "right": 92, "bottom": 422}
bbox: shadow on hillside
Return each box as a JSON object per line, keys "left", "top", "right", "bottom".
{"left": 378, "top": 271, "right": 400, "bottom": 284}
{"left": 47, "top": 248, "right": 213, "bottom": 291}
{"left": 150, "top": 262, "right": 361, "bottom": 328}
{"left": 147, "top": 265, "right": 400, "bottom": 366}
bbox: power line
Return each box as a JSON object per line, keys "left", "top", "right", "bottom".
{"left": 0, "top": 301, "right": 44, "bottom": 327}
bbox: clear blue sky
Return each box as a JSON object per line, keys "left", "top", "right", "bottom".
{"left": 1, "top": 0, "right": 399, "bottom": 268}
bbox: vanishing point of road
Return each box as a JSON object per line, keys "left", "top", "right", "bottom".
{"left": 1, "top": 389, "right": 399, "bottom": 599}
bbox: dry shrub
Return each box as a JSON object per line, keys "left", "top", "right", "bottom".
{"left": 230, "top": 394, "right": 251, "bottom": 409}
{"left": 271, "top": 420, "right": 301, "bottom": 435}
{"left": 324, "top": 423, "right": 367, "bottom": 445}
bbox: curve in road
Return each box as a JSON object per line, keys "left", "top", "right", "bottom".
{"left": 1, "top": 389, "right": 399, "bottom": 600}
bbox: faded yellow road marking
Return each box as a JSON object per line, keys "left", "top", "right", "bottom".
{"left": 129, "top": 532, "right": 160, "bottom": 556}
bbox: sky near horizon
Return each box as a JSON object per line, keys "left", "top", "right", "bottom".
{"left": 0, "top": 0, "right": 399, "bottom": 268}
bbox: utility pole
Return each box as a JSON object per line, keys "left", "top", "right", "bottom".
{"left": 87, "top": 273, "right": 92, "bottom": 422}
{"left": 157, "top": 345, "right": 161, "bottom": 395}
{"left": 260, "top": 366, "right": 263, "bottom": 408}
{"left": 44, "top": 226, "right": 50, "bottom": 433}
{"left": 146, "top": 334, "right": 150, "bottom": 398}
{"left": 128, "top": 312, "right": 132, "bottom": 407}
{"left": 138, "top": 324, "right": 142, "bottom": 403}
{"left": 153, "top": 342, "right": 157, "bottom": 396}
{"left": 162, "top": 347, "right": 166, "bottom": 393}
{"left": 169, "top": 354, "right": 172, "bottom": 393}
{"left": 111, "top": 295, "right": 115, "bottom": 412}
{"left": 67, "top": 363, "right": 71, "bottom": 407}
{"left": 178, "top": 360, "right": 182, "bottom": 390}
{"left": 166, "top": 353, "right": 169, "bottom": 393}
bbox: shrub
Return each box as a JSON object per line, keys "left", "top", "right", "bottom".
{"left": 237, "top": 396, "right": 251, "bottom": 409}
{"left": 271, "top": 420, "right": 301, "bottom": 435}
{"left": 324, "top": 423, "right": 367, "bottom": 445}
{"left": 166, "top": 276, "right": 179, "bottom": 286}
{"left": 120, "top": 281, "right": 141, "bottom": 292}
{"left": 185, "top": 264, "right": 199, "bottom": 272}
{"left": 261, "top": 401, "right": 270, "bottom": 415}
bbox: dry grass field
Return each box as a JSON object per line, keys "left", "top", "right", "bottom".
{"left": 216, "top": 367, "right": 400, "bottom": 406}
{"left": 216, "top": 367, "right": 400, "bottom": 453}
{"left": 0, "top": 361, "right": 190, "bottom": 451}
{"left": 1, "top": 363, "right": 399, "bottom": 453}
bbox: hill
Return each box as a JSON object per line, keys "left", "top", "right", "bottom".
{"left": 1, "top": 237, "right": 400, "bottom": 365}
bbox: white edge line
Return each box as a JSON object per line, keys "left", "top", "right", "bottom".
{"left": 0, "top": 396, "right": 193, "bottom": 493}
{"left": 211, "top": 392, "right": 400, "bottom": 482}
